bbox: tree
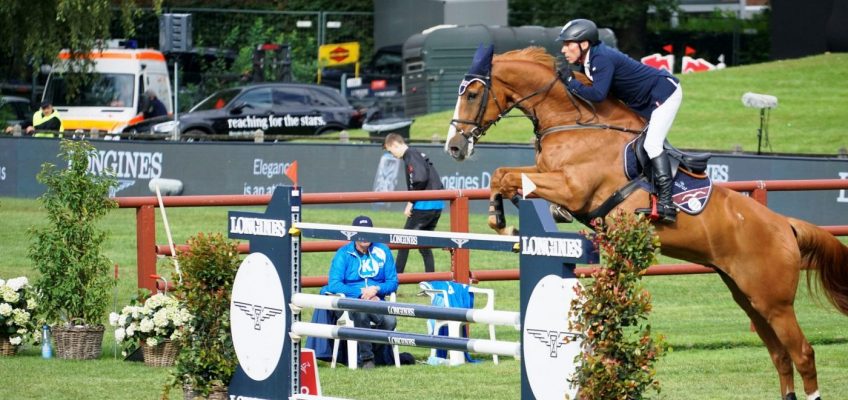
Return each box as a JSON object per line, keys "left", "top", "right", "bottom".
{"left": 0, "top": 0, "right": 162, "bottom": 94}
{"left": 509, "top": 0, "right": 678, "bottom": 57}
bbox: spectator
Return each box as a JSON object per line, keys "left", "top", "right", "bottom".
{"left": 319, "top": 215, "right": 398, "bottom": 369}
{"left": 140, "top": 89, "right": 168, "bottom": 119}
{"left": 4, "top": 101, "right": 63, "bottom": 137}
{"left": 383, "top": 133, "right": 444, "bottom": 273}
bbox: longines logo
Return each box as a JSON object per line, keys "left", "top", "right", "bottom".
{"left": 86, "top": 149, "right": 163, "bottom": 195}
{"left": 229, "top": 216, "right": 287, "bottom": 238}
{"left": 233, "top": 301, "right": 284, "bottom": 331}
{"left": 388, "top": 336, "right": 416, "bottom": 346}
{"left": 525, "top": 329, "right": 582, "bottom": 357}
{"left": 387, "top": 306, "right": 416, "bottom": 316}
{"left": 390, "top": 234, "right": 417, "bottom": 245}
{"left": 341, "top": 230, "right": 358, "bottom": 240}
{"left": 520, "top": 237, "right": 583, "bottom": 258}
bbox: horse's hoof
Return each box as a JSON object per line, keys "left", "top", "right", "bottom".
{"left": 510, "top": 194, "right": 521, "bottom": 207}
{"left": 783, "top": 393, "right": 797, "bottom": 400}
{"left": 550, "top": 204, "right": 574, "bottom": 223}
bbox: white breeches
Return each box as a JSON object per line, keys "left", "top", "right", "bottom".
{"left": 644, "top": 83, "right": 683, "bottom": 159}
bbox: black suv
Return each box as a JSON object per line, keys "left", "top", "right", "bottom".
{"left": 132, "top": 83, "right": 361, "bottom": 139}
{"left": 1, "top": 96, "right": 32, "bottom": 129}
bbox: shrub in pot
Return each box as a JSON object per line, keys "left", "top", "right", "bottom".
{"left": 164, "top": 233, "right": 240, "bottom": 399}
{"left": 28, "top": 139, "right": 117, "bottom": 360}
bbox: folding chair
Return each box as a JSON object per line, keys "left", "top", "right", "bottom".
{"left": 418, "top": 281, "right": 499, "bottom": 365}
{"left": 329, "top": 292, "right": 401, "bottom": 369}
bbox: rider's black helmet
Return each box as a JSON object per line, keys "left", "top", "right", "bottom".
{"left": 556, "top": 19, "right": 599, "bottom": 45}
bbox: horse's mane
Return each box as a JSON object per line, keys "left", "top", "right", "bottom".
{"left": 493, "top": 47, "right": 556, "bottom": 72}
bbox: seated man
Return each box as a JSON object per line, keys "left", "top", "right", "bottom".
{"left": 320, "top": 215, "right": 398, "bottom": 369}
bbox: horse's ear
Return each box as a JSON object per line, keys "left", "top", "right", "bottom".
{"left": 468, "top": 44, "right": 495, "bottom": 76}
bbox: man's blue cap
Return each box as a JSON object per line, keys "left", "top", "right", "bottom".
{"left": 352, "top": 215, "right": 373, "bottom": 227}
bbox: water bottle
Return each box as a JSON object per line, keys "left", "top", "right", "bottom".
{"left": 41, "top": 325, "right": 53, "bottom": 359}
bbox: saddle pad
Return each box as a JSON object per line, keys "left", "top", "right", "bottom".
{"left": 623, "top": 138, "right": 713, "bottom": 215}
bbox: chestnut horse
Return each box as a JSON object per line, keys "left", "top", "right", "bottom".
{"left": 445, "top": 47, "right": 848, "bottom": 400}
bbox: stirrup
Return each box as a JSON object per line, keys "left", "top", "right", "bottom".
{"left": 636, "top": 195, "right": 676, "bottom": 223}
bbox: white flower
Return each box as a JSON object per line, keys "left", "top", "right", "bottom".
{"left": 118, "top": 314, "right": 128, "bottom": 327}
{"left": 9, "top": 336, "right": 22, "bottom": 345}
{"left": 115, "top": 327, "right": 126, "bottom": 342}
{"left": 0, "top": 303, "right": 11, "bottom": 317}
{"left": 6, "top": 277, "right": 28, "bottom": 291}
{"left": 1, "top": 289, "right": 18, "bottom": 303}
{"left": 0, "top": 279, "right": 5, "bottom": 286}
{"left": 153, "top": 309, "right": 169, "bottom": 327}
{"left": 139, "top": 318, "right": 154, "bottom": 333}
{"left": 109, "top": 312, "right": 120, "bottom": 326}
{"left": 126, "top": 323, "right": 136, "bottom": 337}
{"left": 146, "top": 337, "right": 158, "bottom": 347}
{"left": 12, "top": 309, "right": 30, "bottom": 325}
{"left": 26, "top": 298, "right": 37, "bottom": 310}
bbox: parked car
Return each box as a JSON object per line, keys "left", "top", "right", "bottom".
{"left": 128, "top": 83, "right": 361, "bottom": 139}
{"left": 1, "top": 96, "right": 32, "bottom": 129}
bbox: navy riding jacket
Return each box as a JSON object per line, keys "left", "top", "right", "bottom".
{"left": 566, "top": 43, "right": 679, "bottom": 119}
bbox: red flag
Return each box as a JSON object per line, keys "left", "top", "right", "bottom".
{"left": 685, "top": 46, "right": 696, "bottom": 56}
{"left": 285, "top": 160, "right": 299, "bottom": 187}
{"left": 662, "top": 44, "right": 673, "bottom": 54}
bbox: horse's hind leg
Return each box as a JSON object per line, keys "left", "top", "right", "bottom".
{"left": 717, "top": 271, "right": 797, "bottom": 398}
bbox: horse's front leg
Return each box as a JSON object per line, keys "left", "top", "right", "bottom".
{"left": 498, "top": 170, "right": 574, "bottom": 216}
{"left": 489, "top": 165, "right": 538, "bottom": 235}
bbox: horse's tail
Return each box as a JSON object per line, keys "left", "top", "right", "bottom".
{"left": 789, "top": 217, "right": 848, "bottom": 316}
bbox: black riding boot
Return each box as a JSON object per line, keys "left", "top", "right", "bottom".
{"left": 637, "top": 151, "right": 677, "bottom": 223}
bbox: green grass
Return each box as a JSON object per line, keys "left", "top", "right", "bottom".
{"left": 386, "top": 53, "right": 848, "bottom": 155}
{"left": 2, "top": 197, "right": 847, "bottom": 399}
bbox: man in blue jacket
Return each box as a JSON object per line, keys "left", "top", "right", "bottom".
{"left": 558, "top": 19, "right": 681, "bottom": 223}
{"left": 320, "top": 215, "right": 398, "bottom": 368}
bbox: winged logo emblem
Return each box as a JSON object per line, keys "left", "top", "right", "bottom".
{"left": 451, "top": 238, "right": 469, "bottom": 248}
{"left": 340, "top": 230, "right": 358, "bottom": 241}
{"left": 233, "top": 301, "right": 284, "bottom": 331}
{"left": 526, "top": 329, "right": 581, "bottom": 357}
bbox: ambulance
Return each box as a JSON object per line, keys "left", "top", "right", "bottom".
{"left": 42, "top": 47, "right": 173, "bottom": 134}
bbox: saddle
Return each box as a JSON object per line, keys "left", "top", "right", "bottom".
{"left": 631, "top": 134, "right": 711, "bottom": 177}
{"left": 561, "top": 135, "right": 714, "bottom": 225}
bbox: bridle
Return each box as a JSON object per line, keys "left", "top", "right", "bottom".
{"left": 450, "top": 67, "right": 644, "bottom": 147}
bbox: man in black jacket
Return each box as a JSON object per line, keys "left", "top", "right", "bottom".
{"left": 383, "top": 133, "right": 444, "bottom": 273}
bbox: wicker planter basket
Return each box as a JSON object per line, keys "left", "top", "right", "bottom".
{"left": 0, "top": 335, "right": 19, "bottom": 356}
{"left": 52, "top": 323, "right": 104, "bottom": 360}
{"left": 142, "top": 339, "right": 178, "bottom": 367}
{"left": 183, "top": 383, "right": 228, "bottom": 400}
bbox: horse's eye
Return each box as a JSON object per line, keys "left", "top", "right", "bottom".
{"left": 467, "top": 92, "right": 478, "bottom": 100}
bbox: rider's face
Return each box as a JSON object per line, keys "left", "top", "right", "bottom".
{"left": 561, "top": 41, "right": 587, "bottom": 64}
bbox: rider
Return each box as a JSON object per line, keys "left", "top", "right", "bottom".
{"left": 557, "top": 18, "right": 681, "bottom": 223}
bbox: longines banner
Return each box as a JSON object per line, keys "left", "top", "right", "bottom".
{"left": 1, "top": 137, "right": 847, "bottom": 225}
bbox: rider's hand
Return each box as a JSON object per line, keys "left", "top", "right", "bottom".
{"left": 558, "top": 64, "right": 574, "bottom": 83}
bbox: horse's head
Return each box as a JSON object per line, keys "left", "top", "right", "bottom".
{"left": 445, "top": 45, "right": 505, "bottom": 161}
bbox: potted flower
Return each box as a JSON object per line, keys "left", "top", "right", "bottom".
{"left": 110, "top": 292, "right": 193, "bottom": 367}
{"left": 165, "top": 233, "right": 241, "bottom": 400}
{"left": 0, "top": 277, "right": 39, "bottom": 355}
{"left": 27, "top": 139, "right": 117, "bottom": 360}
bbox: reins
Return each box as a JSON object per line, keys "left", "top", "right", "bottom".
{"left": 452, "top": 63, "right": 645, "bottom": 149}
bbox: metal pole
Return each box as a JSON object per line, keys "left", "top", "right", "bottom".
{"left": 173, "top": 60, "right": 179, "bottom": 141}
